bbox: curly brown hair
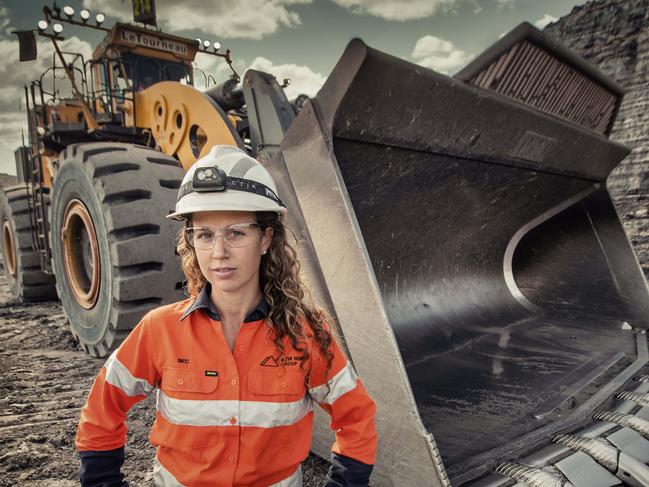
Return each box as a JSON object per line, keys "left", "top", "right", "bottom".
{"left": 176, "top": 212, "right": 334, "bottom": 391}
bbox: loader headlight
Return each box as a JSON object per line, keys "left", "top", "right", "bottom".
{"left": 95, "top": 13, "right": 105, "bottom": 25}
{"left": 80, "top": 9, "right": 90, "bottom": 21}
{"left": 63, "top": 6, "right": 75, "bottom": 18}
{"left": 53, "top": 23, "right": 64, "bottom": 34}
{"left": 37, "top": 20, "right": 48, "bottom": 31}
{"left": 213, "top": 41, "right": 221, "bottom": 51}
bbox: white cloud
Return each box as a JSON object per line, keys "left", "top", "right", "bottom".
{"left": 0, "top": 113, "right": 27, "bottom": 175}
{"left": 0, "top": 22, "right": 93, "bottom": 175}
{"left": 332, "top": 0, "right": 458, "bottom": 21}
{"left": 411, "top": 35, "right": 471, "bottom": 74}
{"left": 193, "top": 55, "right": 324, "bottom": 99}
{"left": 192, "top": 52, "right": 250, "bottom": 90}
{"left": 82, "top": 0, "right": 311, "bottom": 40}
{"left": 534, "top": 14, "right": 558, "bottom": 29}
{"left": 0, "top": 6, "right": 11, "bottom": 35}
{"left": 249, "top": 57, "right": 325, "bottom": 99}
{"left": 0, "top": 36, "right": 93, "bottom": 113}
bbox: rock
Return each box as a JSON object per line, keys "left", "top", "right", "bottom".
{"left": 545, "top": 0, "right": 649, "bottom": 278}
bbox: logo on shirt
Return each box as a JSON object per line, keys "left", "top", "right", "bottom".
{"left": 260, "top": 355, "right": 305, "bottom": 367}
{"left": 260, "top": 355, "right": 279, "bottom": 367}
{"left": 177, "top": 357, "right": 190, "bottom": 364}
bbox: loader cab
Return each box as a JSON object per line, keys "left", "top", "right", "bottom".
{"left": 114, "top": 52, "right": 193, "bottom": 92}
{"left": 92, "top": 24, "right": 196, "bottom": 92}
{"left": 90, "top": 23, "right": 197, "bottom": 125}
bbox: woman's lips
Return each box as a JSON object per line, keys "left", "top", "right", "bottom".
{"left": 211, "top": 267, "right": 236, "bottom": 278}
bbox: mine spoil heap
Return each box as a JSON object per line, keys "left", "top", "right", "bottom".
{"left": 546, "top": 0, "right": 649, "bottom": 277}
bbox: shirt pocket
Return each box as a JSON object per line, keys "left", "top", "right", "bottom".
{"left": 247, "top": 369, "right": 305, "bottom": 400}
{"left": 161, "top": 367, "right": 219, "bottom": 399}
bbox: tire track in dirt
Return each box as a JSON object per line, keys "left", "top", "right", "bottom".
{"left": 0, "top": 274, "right": 330, "bottom": 486}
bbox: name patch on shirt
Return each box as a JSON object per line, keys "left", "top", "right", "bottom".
{"left": 204, "top": 370, "right": 219, "bottom": 377}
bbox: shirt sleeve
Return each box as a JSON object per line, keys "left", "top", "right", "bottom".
{"left": 308, "top": 323, "right": 378, "bottom": 481}
{"left": 76, "top": 312, "right": 160, "bottom": 484}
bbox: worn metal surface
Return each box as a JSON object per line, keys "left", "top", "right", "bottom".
{"left": 270, "top": 29, "right": 648, "bottom": 485}
{"left": 455, "top": 22, "right": 624, "bottom": 136}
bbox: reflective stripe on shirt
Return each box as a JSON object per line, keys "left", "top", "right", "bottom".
{"left": 104, "top": 351, "right": 155, "bottom": 397}
{"left": 157, "top": 390, "right": 314, "bottom": 428}
{"left": 153, "top": 456, "right": 303, "bottom": 487}
{"left": 308, "top": 361, "right": 358, "bottom": 405}
{"left": 153, "top": 456, "right": 184, "bottom": 486}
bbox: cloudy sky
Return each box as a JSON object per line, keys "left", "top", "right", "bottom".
{"left": 0, "top": 0, "right": 584, "bottom": 175}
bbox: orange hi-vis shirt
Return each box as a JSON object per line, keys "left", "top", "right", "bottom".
{"left": 76, "top": 295, "right": 378, "bottom": 486}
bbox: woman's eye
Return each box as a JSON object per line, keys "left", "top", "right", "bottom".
{"left": 196, "top": 231, "right": 213, "bottom": 240}
{"left": 227, "top": 230, "right": 245, "bottom": 238}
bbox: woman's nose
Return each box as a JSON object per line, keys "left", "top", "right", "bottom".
{"left": 211, "top": 234, "right": 229, "bottom": 258}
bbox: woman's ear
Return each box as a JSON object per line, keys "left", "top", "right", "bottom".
{"left": 262, "top": 227, "right": 274, "bottom": 254}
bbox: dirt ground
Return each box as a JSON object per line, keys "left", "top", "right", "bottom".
{"left": 0, "top": 274, "right": 331, "bottom": 486}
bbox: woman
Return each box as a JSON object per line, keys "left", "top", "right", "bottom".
{"left": 76, "top": 145, "right": 378, "bottom": 486}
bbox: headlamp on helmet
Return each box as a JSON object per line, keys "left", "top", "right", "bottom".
{"left": 193, "top": 166, "right": 227, "bottom": 192}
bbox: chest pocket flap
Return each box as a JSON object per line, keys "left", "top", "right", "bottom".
{"left": 162, "top": 367, "right": 218, "bottom": 394}
{"left": 248, "top": 369, "right": 305, "bottom": 397}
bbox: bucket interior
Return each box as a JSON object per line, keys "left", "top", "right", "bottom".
{"left": 333, "top": 138, "right": 641, "bottom": 467}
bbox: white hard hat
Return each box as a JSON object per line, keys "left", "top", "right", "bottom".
{"left": 167, "top": 145, "right": 286, "bottom": 221}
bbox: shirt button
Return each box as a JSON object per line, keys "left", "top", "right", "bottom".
{"left": 231, "top": 378, "right": 237, "bottom": 386}
{"left": 280, "top": 382, "right": 287, "bottom": 388}
{"left": 238, "top": 345, "right": 245, "bottom": 352}
{"left": 228, "top": 454, "right": 236, "bottom": 462}
{"left": 229, "top": 416, "right": 237, "bottom": 425}
{"left": 177, "top": 378, "right": 184, "bottom": 386}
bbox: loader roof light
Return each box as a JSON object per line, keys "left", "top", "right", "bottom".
{"left": 63, "top": 6, "right": 74, "bottom": 18}
{"left": 53, "top": 23, "right": 64, "bottom": 34}
{"left": 95, "top": 13, "right": 105, "bottom": 25}
{"left": 203, "top": 39, "right": 211, "bottom": 49}
{"left": 213, "top": 41, "right": 221, "bottom": 51}
{"left": 37, "top": 20, "right": 48, "bottom": 31}
{"left": 196, "top": 38, "right": 202, "bottom": 45}
{"left": 80, "top": 9, "right": 90, "bottom": 21}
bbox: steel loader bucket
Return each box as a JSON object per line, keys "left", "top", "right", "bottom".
{"left": 268, "top": 24, "right": 649, "bottom": 486}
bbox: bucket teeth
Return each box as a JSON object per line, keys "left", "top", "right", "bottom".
{"left": 594, "top": 411, "right": 649, "bottom": 439}
{"left": 635, "top": 375, "right": 649, "bottom": 383}
{"left": 553, "top": 434, "right": 618, "bottom": 471}
{"left": 494, "top": 462, "right": 567, "bottom": 487}
{"left": 618, "top": 391, "right": 649, "bottom": 407}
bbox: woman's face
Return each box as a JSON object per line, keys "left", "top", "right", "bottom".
{"left": 191, "top": 211, "right": 272, "bottom": 298}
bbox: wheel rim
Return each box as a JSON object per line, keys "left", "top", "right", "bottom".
{"left": 2, "top": 219, "right": 17, "bottom": 278}
{"left": 62, "top": 199, "right": 100, "bottom": 309}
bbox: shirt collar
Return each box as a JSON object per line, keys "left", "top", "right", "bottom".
{"left": 180, "top": 282, "right": 270, "bottom": 323}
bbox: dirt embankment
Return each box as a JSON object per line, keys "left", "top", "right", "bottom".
{"left": 0, "top": 275, "right": 330, "bottom": 486}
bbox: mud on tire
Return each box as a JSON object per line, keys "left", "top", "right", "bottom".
{"left": 50, "top": 143, "right": 186, "bottom": 357}
{"left": 0, "top": 185, "right": 57, "bottom": 301}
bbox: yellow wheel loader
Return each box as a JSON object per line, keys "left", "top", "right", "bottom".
{"left": 3, "top": 3, "right": 649, "bottom": 485}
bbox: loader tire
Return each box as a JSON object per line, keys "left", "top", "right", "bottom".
{"left": 0, "top": 185, "right": 57, "bottom": 301}
{"left": 50, "top": 143, "right": 186, "bottom": 357}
